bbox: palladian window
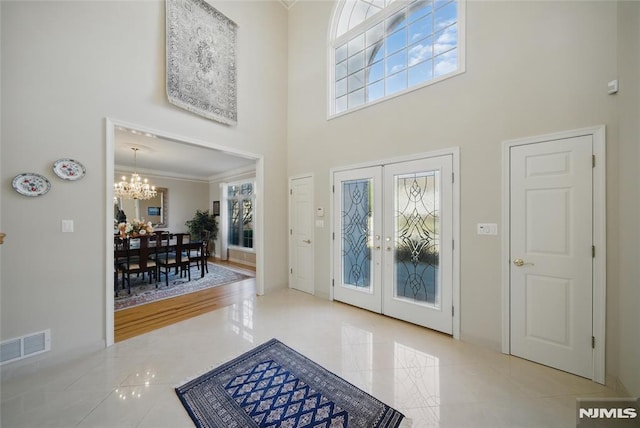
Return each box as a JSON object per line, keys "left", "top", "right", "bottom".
{"left": 329, "top": 0, "right": 465, "bottom": 116}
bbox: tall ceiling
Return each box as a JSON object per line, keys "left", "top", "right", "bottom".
{"left": 114, "top": 127, "right": 256, "bottom": 181}
{"left": 115, "top": 0, "right": 298, "bottom": 180}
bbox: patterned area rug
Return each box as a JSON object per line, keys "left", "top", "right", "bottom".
{"left": 115, "top": 263, "right": 250, "bottom": 311}
{"left": 175, "top": 339, "right": 406, "bottom": 428}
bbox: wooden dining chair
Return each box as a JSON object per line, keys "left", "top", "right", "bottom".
{"left": 118, "top": 235, "right": 157, "bottom": 295}
{"left": 157, "top": 233, "right": 191, "bottom": 287}
{"left": 114, "top": 236, "right": 128, "bottom": 297}
{"left": 188, "top": 231, "right": 209, "bottom": 274}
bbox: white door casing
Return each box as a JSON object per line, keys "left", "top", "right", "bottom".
{"left": 502, "top": 126, "right": 606, "bottom": 383}
{"left": 289, "top": 176, "right": 315, "bottom": 295}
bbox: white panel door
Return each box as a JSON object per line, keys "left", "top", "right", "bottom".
{"left": 333, "top": 167, "right": 383, "bottom": 313}
{"left": 510, "top": 136, "right": 593, "bottom": 378}
{"left": 290, "top": 176, "right": 315, "bottom": 294}
{"left": 383, "top": 156, "right": 453, "bottom": 334}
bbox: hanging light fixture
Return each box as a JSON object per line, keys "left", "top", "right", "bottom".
{"left": 114, "top": 148, "right": 157, "bottom": 200}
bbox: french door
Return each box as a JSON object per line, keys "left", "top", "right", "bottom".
{"left": 333, "top": 155, "right": 453, "bottom": 334}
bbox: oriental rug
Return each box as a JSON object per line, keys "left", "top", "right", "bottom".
{"left": 175, "top": 339, "right": 407, "bottom": 428}
{"left": 115, "top": 263, "right": 250, "bottom": 311}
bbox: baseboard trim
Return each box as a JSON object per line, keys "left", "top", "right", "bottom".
{"left": 607, "top": 375, "right": 632, "bottom": 395}
{"left": 228, "top": 257, "right": 256, "bottom": 267}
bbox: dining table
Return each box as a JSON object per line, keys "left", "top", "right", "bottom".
{"left": 114, "top": 234, "right": 207, "bottom": 279}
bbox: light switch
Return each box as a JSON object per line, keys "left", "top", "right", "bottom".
{"left": 477, "top": 223, "right": 498, "bottom": 236}
{"left": 61, "top": 220, "right": 74, "bottom": 233}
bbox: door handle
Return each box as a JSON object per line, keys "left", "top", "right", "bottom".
{"left": 513, "top": 258, "right": 534, "bottom": 267}
{"left": 302, "top": 239, "right": 311, "bottom": 244}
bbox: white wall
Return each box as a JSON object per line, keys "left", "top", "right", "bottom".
{"left": 616, "top": 1, "right": 640, "bottom": 396}
{"left": 115, "top": 172, "right": 210, "bottom": 233}
{"left": 0, "top": 0, "right": 288, "bottom": 377}
{"left": 288, "top": 0, "right": 630, "bottom": 385}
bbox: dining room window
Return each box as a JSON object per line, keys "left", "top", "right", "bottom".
{"left": 227, "top": 180, "right": 254, "bottom": 249}
{"left": 329, "top": 0, "right": 465, "bottom": 117}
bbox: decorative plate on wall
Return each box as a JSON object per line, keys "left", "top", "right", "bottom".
{"left": 53, "top": 158, "right": 86, "bottom": 181}
{"left": 12, "top": 173, "right": 51, "bottom": 197}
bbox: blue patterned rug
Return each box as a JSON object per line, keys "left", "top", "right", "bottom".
{"left": 176, "top": 339, "right": 406, "bottom": 428}
{"left": 115, "top": 263, "right": 251, "bottom": 311}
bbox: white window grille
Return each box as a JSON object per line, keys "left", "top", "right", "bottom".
{"left": 329, "top": 0, "right": 465, "bottom": 117}
{"left": 227, "top": 180, "right": 255, "bottom": 249}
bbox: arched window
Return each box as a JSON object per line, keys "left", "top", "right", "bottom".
{"left": 329, "top": 0, "right": 465, "bottom": 117}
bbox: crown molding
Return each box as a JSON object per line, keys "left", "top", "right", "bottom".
{"left": 279, "top": 0, "right": 298, "bottom": 10}
{"left": 208, "top": 164, "right": 257, "bottom": 182}
{"left": 114, "top": 164, "right": 209, "bottom": 183}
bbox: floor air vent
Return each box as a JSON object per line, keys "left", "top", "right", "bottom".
{"left": 0, "top": 329, "right": 51, "bottom": 365}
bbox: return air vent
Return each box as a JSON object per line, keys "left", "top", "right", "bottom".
{"left": 0, "top": 329, "right": 51, "bottom": 365}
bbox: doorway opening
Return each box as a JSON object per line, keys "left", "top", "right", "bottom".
{"left": 105, "top": 118, "right": 265, "bottom": 346}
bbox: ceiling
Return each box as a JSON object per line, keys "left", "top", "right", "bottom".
{"left": 114, "top": 127, "right": 256, "bottom": 181}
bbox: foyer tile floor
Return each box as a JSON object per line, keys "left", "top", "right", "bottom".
{"left": 1, "top": 288, "right": 626, "bottom": 427}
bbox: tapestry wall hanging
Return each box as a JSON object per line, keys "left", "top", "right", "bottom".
{"left": 166, "top": 0, "right": 238, "bottom": 125}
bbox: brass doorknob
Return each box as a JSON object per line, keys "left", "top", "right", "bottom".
{"left": 513, "top": 258, "right": 534, "bottom": 267}
{"left": 302, "top": 239, "right": 311, "bottom": 244}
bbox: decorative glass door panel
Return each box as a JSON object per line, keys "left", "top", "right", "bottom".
{"left": 383, "top": 156, "right": 453, "bottom": 334}
{"left": 333, "top": 156, "right": 452, "bottom": 334}
{"left": 393, "top": 171, "right": 441, "bottom": 308}
{"left": 333, "top": 167, "right": 383, "bottom": 313}
{"left": 341, "top": 178, "right": 373, "bottom": 290}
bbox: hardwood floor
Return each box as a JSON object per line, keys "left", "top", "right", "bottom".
{"left": 114, "top": 261, "right": 256, "bottom": 342}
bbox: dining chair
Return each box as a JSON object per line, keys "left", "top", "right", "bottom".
{"left": 118, "top": 235, "right": 157, "bottom": 295}
{"left": 188, "top": 231, "right": 209, "bottom": 274}
{"left": 114, "top": 236, "right": 128, "bottom": 297}
{"left": 157, "top": 232, "right": 191, "bottom": 287}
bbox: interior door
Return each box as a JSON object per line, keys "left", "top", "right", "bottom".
{"left": 510, "top": 136, "right": 593, "bottom": 378}
{"left": 383, "top": 156, "right": 453, "bottom": 334}
{"left": 290, "top": 176, "right": 315, "bottom": 294}
{"left": 333, "top": 167, "right": 383, "bottom": 313}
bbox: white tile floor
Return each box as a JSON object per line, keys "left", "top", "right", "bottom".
{"left": 1, "top": 288, "right": 625, "bottom": 428}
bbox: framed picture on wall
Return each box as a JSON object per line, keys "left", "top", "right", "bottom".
{"left": 148, "top": 207, "right": 161, "bottom": 216}
{"left": 212, "top": 200, "right": 220, "bottom": 216}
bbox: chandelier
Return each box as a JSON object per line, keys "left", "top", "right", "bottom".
{"left": 114, "top": 148, "right": 157, "bottom": 200}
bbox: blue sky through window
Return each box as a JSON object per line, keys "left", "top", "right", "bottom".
{"left": 334, "top": 0, "right": 461, "bottom": 115}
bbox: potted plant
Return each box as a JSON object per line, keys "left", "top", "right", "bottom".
{"left": 185, "top": 209, "right": 218, "bottom": 256}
